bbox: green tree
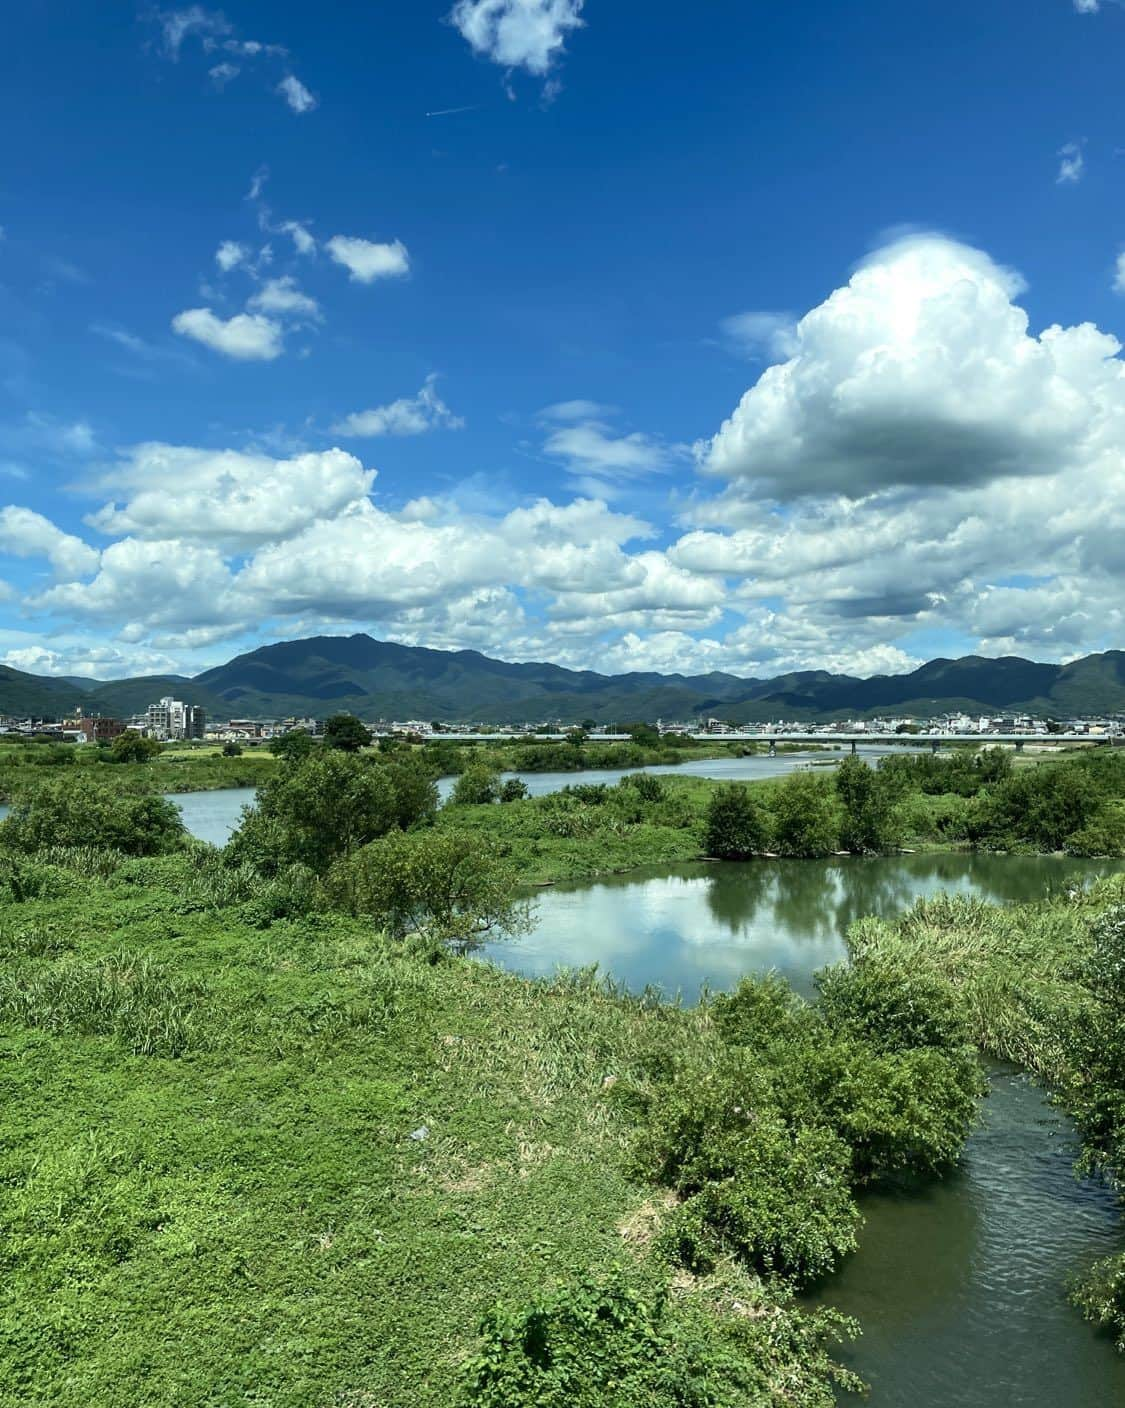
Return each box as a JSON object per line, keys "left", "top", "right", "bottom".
{"left": 771, "top": 773, "right": 840, "bottom": 858}
{"left": 269, "top": 729, "right": 317, "bottom": 760}
{"left": 227, "top": 752, "right": 406, "bottom": 874}
{"left": 221, "top": 741, "right": 243, "bottom": 757}
{"left": 451, "top": 761, "right": 500, "bottom": 805}
{"left": 500, "top": 777, "right": 529, "bottom": 802}
{"left": 110, "top": 729, "right": 162, "bottom": 764}
{"left": 834, "top": 756, "right": 903, "bottom": 854}
{"left": 0, "top": 775, "right": 186, "bottom": 856}
{"left": 323, "top": 713, "right": 371, "bottom": 752}
{"left": 704, "top": 785, "right": 771, "bottom": 858}
{"left": 326, "top": 828, "right": 530, "bottom": 950}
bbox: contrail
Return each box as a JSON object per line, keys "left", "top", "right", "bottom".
{"left": 425, "top": 105, "right": 478, "bottom": 117}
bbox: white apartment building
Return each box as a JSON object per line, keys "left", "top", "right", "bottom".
{"left": 145, "top": 696, "right": 206, "bottom": 741}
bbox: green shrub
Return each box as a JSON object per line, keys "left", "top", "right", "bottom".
{"left": 460, "top": 1269, "right": 860, "bottom": 1408}
{"left": 227, "top": 751, "right": 434, "bottom": 874}
{"left": 451, "top": 762, "right": 501, "bottom": 806}
{"left": 621, "top": 772, "right": 667, "bottom": 803}
{"left": 0, "top": 776, "right": 186, "bottom": 857}
{"left": 499, "top": 777, "right": 529, "bottom": 802}
{"left": 835, "top": 756, "right": 905, "bottom": 854}
{"left": 771, "top": 773, "right": 840, "bottom": 858}
{"left": 704, "top": 785, "right": 771, "bottom": 859}
{"left": 325, "top": 828, "right": 531, "bottom": 950}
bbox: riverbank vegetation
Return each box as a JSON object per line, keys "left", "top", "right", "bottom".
{"left": 850, "top": 874, "right": 1125, "bottom": 1347}
{"left": 2, "top": 746, "right": 1119, "bottom": 1399}
{"left": 0, "top": 828, "right": 991, "bottom": 1403}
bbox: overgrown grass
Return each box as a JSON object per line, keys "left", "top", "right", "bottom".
{"left": 847, "top": 877, "right": 1125, "bottom": 1079}
{"left": 0, "top": 862, "right": 867, "bottom": 1407}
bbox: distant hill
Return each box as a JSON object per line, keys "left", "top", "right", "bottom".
{"left": 4, "top": 634, "right": 1125, "bottom": 725}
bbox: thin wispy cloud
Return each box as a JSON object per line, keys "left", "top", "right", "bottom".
{"left": 334, "top": 375, "right": 464, "bottom": 437}
{"left": 1057, "top": 140, "right": 1086, "bottom": 184}
{"left": 149, "top": 7, "right": 315, "bottom": 115}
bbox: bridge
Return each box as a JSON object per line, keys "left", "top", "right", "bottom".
{"left": 427, "top": 730, "right": 1122, "bottom": 755}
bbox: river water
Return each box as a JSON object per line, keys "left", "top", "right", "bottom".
{"left": 480, "top": 854, "right": 1125, "bottom": 1407}
{"left": 160, "top": 749, "right": 859, "bottom": 845}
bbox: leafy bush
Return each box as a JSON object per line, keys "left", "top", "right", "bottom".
{"left": 0, "top": 776, "right": 186, "bottom": 857}
{"left": 500, "top": 777, "right": 529, "bottom": 802}
{"left": 621, "top": 772, "right": 667, "bottom": 803}
{"left": 970, "top": 762, "right": 1106, "bottom": 852}
{"left": 227, "top": 751, "right": 434, "bottom": 874}
{"left": 460, "top": 1269, "right": 859, "bottom": 1408}
{"left": 221, "top": 741, "right": 243, "bottom": 757}
{"left": 325, "top": 828, "right": 531, "bottom": 949}
{"left": 770, "top": 773, "right": 840, "bottom": 858}
{"left": 322, "top": 714, "right": 371, "bottom": 752}
{"left": 835, "top": 756, "right": 904, "bottom": 854}
{"left": 110, "top": 730, "right": 162, "bottom": 764}
{"left": 451, "top": 762, "right": 501, "bottom": 806}
{"left": 704, "top": 785, "right": 771, "bottom": 859}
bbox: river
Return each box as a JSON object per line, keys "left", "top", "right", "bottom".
{"left": 480, "top": 854, "right": 1125, "bottom": 1407}
{"left": 122, "top": 748, "right": 876, "bottom": 847}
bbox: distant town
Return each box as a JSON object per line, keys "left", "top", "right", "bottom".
{"left": 2, "top": 693, "right": 1123, "bottom": 746}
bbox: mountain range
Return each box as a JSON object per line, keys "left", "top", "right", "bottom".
{"left": 3, "top": 634, "right": 1125, "bottom": 726}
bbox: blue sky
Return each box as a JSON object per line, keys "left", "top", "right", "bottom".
{"left": 2, "top": 0, "right": 1124, "bottom": 682}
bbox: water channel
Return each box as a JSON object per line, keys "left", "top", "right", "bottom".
{"left": 480, "top": 854, "right": 1125, "bottom": 1407}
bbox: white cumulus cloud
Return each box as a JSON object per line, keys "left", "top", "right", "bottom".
{"left": 248, "top": 276, "right": 321, "bottom": 321}
{"left": 277, "top": 75, "right": 317, "bottom": 113}
{"left": 171, "top": 307, "right": 284, "bottom": 360}
{"left": 334, "top": 376, "right": 464, "bottom": 436}
{"left": 449, "top": 0, "right": 584, "bottom": 75}
{"left": 325, "top": 235, "right": 410, "bottom": 283}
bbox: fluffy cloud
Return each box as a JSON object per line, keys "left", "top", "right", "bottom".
{"left": 1115, "top": 250, "right": 1125, "bottom": 294}
{"left": 215, "top": 240, "right": 249, "bottom": 271}
{"left": 449, "top": 0, "right": 585, "bottom": 75}
{"left": 277, "top": 75, "right": 317, "bottom": 113}
{"left": 247, "top": 276, "right": 321, "bottom": 321}
{"left": 1074, "top": 0, "right": 1100, "bottom": 13}
{"left": 325, "top": 236, "right": 410, "bottom": 283}
{"left": 333, "top": 376, "right": 464, "bottom": 436}
{"left": 171, "top": 307, "right": 283, "bottom": 360}
{"left": 701, "top": 234, "right": 1119, "bottom": 500}
{"left": 86, "top": 445, "right": 373, "bottom": 549}
{"left": 0, "top": 507, "right": 99, "bottom": 578}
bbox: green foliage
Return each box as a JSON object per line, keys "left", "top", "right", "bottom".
{"left": 0, "top": 951, "right": 200, "bottom": 1056}
{"left": 0, "top": 775, "right": 186, "bottom": 857}
{"left": 227, "top": 751, "right": 430, "bottom": 874}
{"left": 499, "top": 777, "right": 529, "bottom": 803}
{"left": 459, "top": 1268, "right": 860, "bottom": 1408}
{"left": 835, "top": 756, "right": 905, "bottom": 854}
{"left": 452, "top": 761, "right": 501, "bottom": 806}
{"left": 771, "top": 773, "right": 841, "bottom": 858}
{"left": 704, "top": 785, "right": 771, "bottom": 859}
{"left": 879, "top": 747, "right": 1012, "bottom": 798}
{"left": 221, "top": 740, "right": 243, "bottom": 757}
{"left": 620, "top": 771, "right": 667, "bottom": 803}
{"left": 325, "top": 828, "right": 531, "bottom": 950}
{"left": 970, "top": 759, "right": 1108, "bottom": 852}
{"left": 634, "top": 964, "right": 983, "bottom": 1286}
{"left": 322, "top": 713, "right": 371, "bottom": 752}
{"left": 268, "top": 728, "right": 317, "bottom": 760}
{"left": 110, "top": 730, "right": 162, "bottom": 764}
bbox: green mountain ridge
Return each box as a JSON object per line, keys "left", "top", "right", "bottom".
{"left": 3, "top": 635, "right": 1124, "bottom": 725}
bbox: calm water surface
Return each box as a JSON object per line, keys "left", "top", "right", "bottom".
{"left": 482, "top": 853, "right": 1125, "bottom": 1408}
